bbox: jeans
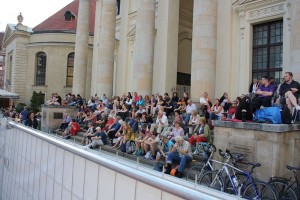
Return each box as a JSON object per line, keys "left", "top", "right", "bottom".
{"left": 209, "top": 112, "right": 220, "bottom": 120}
{"left": 184, "top": 113, "right": 191, "bottom": 124}
{"left": 167, "top": 151, "right": 192, "bottom": 172}
{"left": 68, "top": 102, "right": 76, "bottom": 106}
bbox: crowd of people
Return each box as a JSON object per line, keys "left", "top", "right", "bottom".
{"left": 2, "top": 71, "right": 299, "bottom": 178}
{"left": 2, "top": 106, "right": 40, "bottom": 129}
{"left": 43, "top": 71, "right": 299, "bottom": 178}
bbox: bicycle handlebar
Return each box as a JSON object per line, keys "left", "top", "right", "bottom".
{"left": 219, "top": 149, "right": 232, "bottom": 159}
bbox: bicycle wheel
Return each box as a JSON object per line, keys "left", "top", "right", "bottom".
{"left": 269, "top": 180, "right": 297, "bottom": 200}
{"left": 226, "top": 173, "right": 249, "bottom": 194}
{"left": 243, "top": 180, "right": 278, "bottom": 200}
{"left": 186, "top": 164, "right": 204, "bottom": 182}
{"left": 199, "top": 170, "right": 225, "bottom": 192}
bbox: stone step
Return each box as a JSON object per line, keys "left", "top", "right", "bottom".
{"left": 49, "top": 131, "right": 205, "bottom": 175}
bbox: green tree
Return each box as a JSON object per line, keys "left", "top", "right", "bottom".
{"left": 30, "top": 91, "right": 45, "bottom": 113}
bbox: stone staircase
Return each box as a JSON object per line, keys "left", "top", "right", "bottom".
{"left": 52, "top": 119, "right": 206, "bottom": 177}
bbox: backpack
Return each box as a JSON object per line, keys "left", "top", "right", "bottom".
{"left": 126, "top": 140, "right": 136, "bottom": 154}
{"left": 120, "top": 142, "right": 127, "bottom": 152}
{"left": 235, "top": 96, "right": 253, "bottom": 121}
{"left": 281, "top": 105, "right": 291, "bottom": 124}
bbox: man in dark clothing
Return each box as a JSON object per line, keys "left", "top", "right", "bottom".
{"left": 86, "top": 127, "right": 107, "bottom": 149}
{"left": 279, "top": 72, "right": 300, "bottom": 114}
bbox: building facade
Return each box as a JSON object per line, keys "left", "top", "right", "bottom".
{"left": 0, "top": 32, "right": 4, "bottom": 89}
{"left": 2, "top": 0, "right": 300, "bottom": 104}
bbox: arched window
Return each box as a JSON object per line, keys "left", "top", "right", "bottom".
{"left": 66, "top": 53, "right": 74, "bottom": 87}
{"left": 35, "top": 52, "right": 46, "bottom": 85}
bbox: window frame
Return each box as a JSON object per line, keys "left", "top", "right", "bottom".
{"left": 35, "top": 52, "right": 47, "bottom": 86}
{"left": 66, "top": 52, "right": 74, "bottom": 87}
{"left": 252, "top": 20, "right": 283, "bottom": 83}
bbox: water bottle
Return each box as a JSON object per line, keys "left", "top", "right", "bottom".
{"left": 232, "top": 176, "right": 239, "bottom": 187}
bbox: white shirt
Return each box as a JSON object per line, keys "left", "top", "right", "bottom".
{"left": 199, "top": 97, "right": 208, "bottom": 104}
{"left": 186, "top": 103, "right": 197, "bottom": 114}
{"left": 156, "top": 115, "right": 168, "bottom": 126}
{"left": 126, "top": 99, "right": 132, "bottom": 105}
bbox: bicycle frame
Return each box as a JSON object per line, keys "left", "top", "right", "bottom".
{"left": 210, "top": 158, "right": 260, "bottom": 198}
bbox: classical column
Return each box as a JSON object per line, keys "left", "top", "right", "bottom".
{"left": 115, "top": 0, "right": 129, "bottom": 95}
{"left": 191, "top": 0, "right": 217, "bottom": 101}
{"left": 290, "top": 0, "right": 300, "bottom": 79}
{"left": 153, "top": 0, "right": 180, "bottom": 95}
{"left": 92, "top": 0, "right": 116, "bottom": 98}
{"left": 73, "top": 0, "right": 90, "bottom": 97}
{"left": 132, "top": 0, "right": 156, "bottom": 96}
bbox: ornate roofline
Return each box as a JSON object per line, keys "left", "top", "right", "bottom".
{"left": 235, "top": 0, "right": 285, "bottom": 12}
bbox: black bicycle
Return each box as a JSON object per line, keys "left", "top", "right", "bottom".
{"left": 269, "top": 165, "right": 300, "bottom": 200}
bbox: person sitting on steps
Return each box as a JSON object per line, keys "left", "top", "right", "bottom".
{"left": 164, "top": 136, "right": 193, "bottom": 178}
{"left": 279, "top": 72, "right": 300, "bottom": 114}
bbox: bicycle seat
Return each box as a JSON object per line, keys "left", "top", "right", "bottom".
{"left": 248, "top": 162, "right": 261, "bottom": 168}
{"left": 286, "top": 165, "right": 300, "bottom": 171}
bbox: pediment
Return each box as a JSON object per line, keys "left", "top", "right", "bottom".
{"left": 2, "top": 24, "right": 15, "bottom": 46}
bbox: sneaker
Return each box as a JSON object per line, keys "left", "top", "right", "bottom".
{"left": 296, "top": 105, "right": 300, "bottom": 111}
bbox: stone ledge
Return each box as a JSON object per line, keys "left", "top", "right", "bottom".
{"left": 212, "top": 120, "right": 300, "bottom": 133}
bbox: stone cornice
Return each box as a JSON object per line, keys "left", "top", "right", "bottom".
{"left": 248, "top": 3, "right": 285, "bottom": 21}
{"left": 236, "top": 0, "right": 285, "bottom": 12}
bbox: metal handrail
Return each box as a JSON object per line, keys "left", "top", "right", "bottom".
{"left": 7, "top": 121, "right": 240, "bottom": 200}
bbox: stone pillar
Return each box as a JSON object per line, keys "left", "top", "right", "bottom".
{"left": 153, "top": 0, "right": 180, "bottom": 95}
{"left": 115, "top": 0, "right": 130, "bottom": 95}
{"left": 92, "top": 0, "right": 116, "bottom": 98}
{"left": 191, "top": 0, "right": 217, "bottom": 101}
{"left": 290, "top": 0, "right": 300, "bottom": 80}
{"left": 132, "top": 0, "right": 156, "bottom": 96}
{"left": 72, "top": 0, "right": 90, "bottom": 97}
{"left": 215, "top": 0, "right": 233, "bottom": 98}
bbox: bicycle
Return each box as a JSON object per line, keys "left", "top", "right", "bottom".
{"left": 268, "top": 165, "right": 300, "bottom": 200}
{"left": 199, "top": 149, "right": 278, "bottom": 200}
{"left": 185, "top": 143, "right": 216, "bottom": 182}
{"left": 186, "top": 144, "right": 244, "bottom": 183}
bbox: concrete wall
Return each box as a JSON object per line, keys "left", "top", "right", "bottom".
{"left": 1, "top": 121, "right": 238, "bottom": 200}
{"left": 213, "top": 121, "right": 300, "bottom": 182}
{"left": 41, "top": 106, "right": 78, "bottom": 133}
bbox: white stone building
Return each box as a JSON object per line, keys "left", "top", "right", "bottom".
{"left": 2, "top": 0, "right": 300, "bottom": 104}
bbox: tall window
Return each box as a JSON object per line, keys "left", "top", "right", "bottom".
{"left": 66, "top": 53, "right": 74, "bottom": 87}
{"left": 117, "top": 0, "right": 121, "bottom": 15}
{"left": 35, "top": 52, "right": 47, "bottom": 85}
{"left": 252, "top": 20, "right": 283, "bottom": 83}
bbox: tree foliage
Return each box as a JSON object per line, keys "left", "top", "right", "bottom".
{"left": 30, "top": 91, "right": 44, "bottom": 113}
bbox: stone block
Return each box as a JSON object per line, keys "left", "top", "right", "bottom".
{"left": 41, "top": 106, "right": 78, "bottom": 132}
{"left": 231, "top": 128, "right": 254, "bottom": 139}
{"left": 256, "top": 140, "right": 273, "bottom": 181}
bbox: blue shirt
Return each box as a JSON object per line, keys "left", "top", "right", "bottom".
{"left": 96, "top": 131, "right": 107, "bottom": 145}
{"left": 111, "top": 122, "right": 121, "bottom": 132}
{"left": 136, "top": 99, "right": 145, "bottom": 107}
{"left": 163, "top": 140, "right": 174, "bottom": 152}
{"left": 20, "top": 109, "right": 29, "bottom": 121}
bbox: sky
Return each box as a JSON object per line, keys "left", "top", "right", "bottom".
{"left": 0, "top": 0, "right": 74, "bottom": 32}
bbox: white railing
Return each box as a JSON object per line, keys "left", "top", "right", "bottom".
{"left": 0, "top": 119, "right": 241, "bottom": 200}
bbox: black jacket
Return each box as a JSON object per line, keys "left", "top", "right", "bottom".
{"left": 279, "top": 80, "right": 300, "bottom": 97}
{"left": 26, "top": 118, "right": 38, "bottom": 129}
